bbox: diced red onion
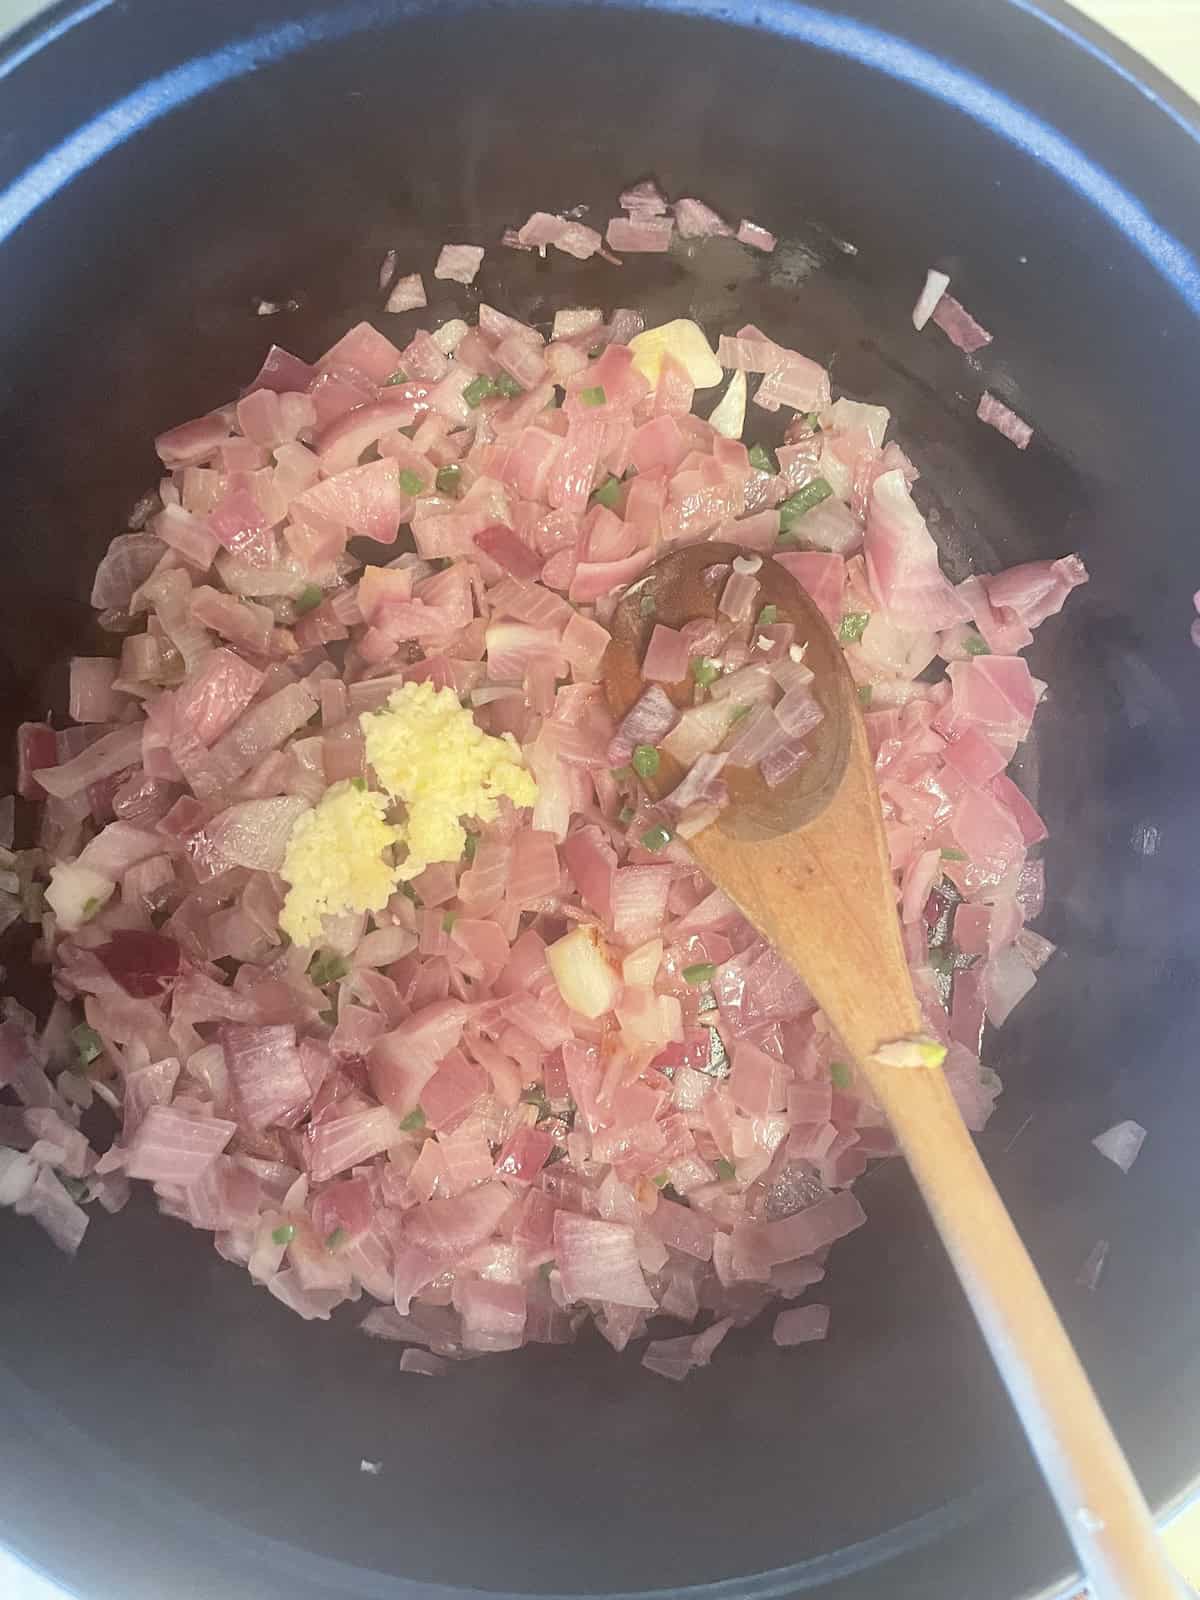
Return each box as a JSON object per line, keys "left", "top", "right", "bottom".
{"left": 1091, "top": 1120, "right": 1146, "bottom": 1174}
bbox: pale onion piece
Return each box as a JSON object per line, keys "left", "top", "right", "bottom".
{"left": 45, "top": 862, "right": 115, "bottom": 932}
{"left": 546, "top": 924, "right": 622, "bottom": 1019}
{"left": 1091, "top": 1120, "right": 1146, "bottom": 1173}
{"left": 708, "top": 369, "right": 747, "bottom": 438}
{"left": 622, "top": 937, "right": 663, "bottom": 987}
{"left": 912, "top": 268, "right": 951, "bottom": 331}
{"left": 0, "top": 1148, "right": 39, "bottom": 1206}
{"left": 628, "top": 319, "right": 723, "bottom": 389}
{"left": 871, "top": 1035, "right": 947, "bottom": 1070}
{"left": 432, "top": 319, "right": 469, "bottom": 355}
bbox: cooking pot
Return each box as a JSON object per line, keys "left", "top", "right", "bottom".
{"left": 2, "top": 2, "right": 1199, "bottom": 1596}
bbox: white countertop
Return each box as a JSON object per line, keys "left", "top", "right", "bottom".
{"left": 0, "top": 2, "right": 1197, "bottom": 1599}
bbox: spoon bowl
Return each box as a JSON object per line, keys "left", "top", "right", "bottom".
{"left": 605, "top": 542, "right": 851, "bottom": 838}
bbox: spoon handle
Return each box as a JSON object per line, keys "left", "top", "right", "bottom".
{"left": 691, "top": 715, "right": 1182, "bottom": 1599}
{"left": 865, "top": 1061, "right": 1184, "bottom": 1600}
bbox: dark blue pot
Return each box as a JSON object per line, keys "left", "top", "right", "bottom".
{"left": 1, "top": 4, "right": 1198, "bottom": 1597}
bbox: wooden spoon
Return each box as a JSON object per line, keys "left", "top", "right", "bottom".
{"left": 605, "top": 542, "right": 1183, "bottom": 1600}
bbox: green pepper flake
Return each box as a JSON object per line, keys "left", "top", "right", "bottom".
{"left": 756, "top": 604, "right": 779, "bottom": 626}
{"left": 463, "top": 374, "right": 496, "bottom": 408}
{"left": 857, "top": 685, "right": 873, "bottom": 707}
{"left": 838, "top": 611, "right": 871, "bottom": 644}
{"left": 632, "top": 744, "right": 660, "bottom": 779}
{"left": 441, "top": 911, "right": 457, "bottom": 933}
{"left": 590, "top": 474, "right": 622, "bottom": 510}
{"left": 714, "top": 1158, "right": 736, "bottom": 1182}
{"left": 653, "top": 1172, "right": 671, "bottom": 1189}
{"left": 308, "top": 952, "right": 349, "bottom": 987}
{"left": 272, "top": 1223, "right": 296, "bottom": 1247}
{"left": 81, "top": 896, "right": 100, "bottom": 918}
{"left": 963, "top": 631, "right": 991, "bottom": 656}
{"left": 682, "top": 961, "right": 716, "bottom": 985}
{"left": 639, "top": 592, "right": 657, "bottom": 619}
{"left": 295, "top": 584, "right": 324, "bottom": 615}
{"left": 463, "top": 832, "right": 478, "bottom": 863}
{"left": 494, "top": 372, "right": 524, "bottom": 399}
{"left": 830, "top": 1060, "right": 853, "bottom": 1090}
{"left": 587, "top": 345, "right": 605, "bottom": 360}
{"left": 748, "top": 443, "right": 777, "bottom": 474}
{"left": 640, "top": 824, "right": 673, "bottom": 853}
{"left": 72, "top": 1023, "right": 103, "bottom": 1067}
{"left": 350, "top": 777, "right": 367, "bottom": 791}
{"left": 617, "top": 805, "right": 636, "bottom": 825}
{"left": 804, "top": 411, "right": 823, "bottom": 430}
{"left": 691, "top": 656, "right": 720, "bottom": 688}
{"left": 325, "top": 1227, "right": 347, "bottom": 1252}
{"left": 383, "top": 368, "right": 409, "bottom": 387}
{"left": 928, "top": 948, "right": 955, "bottom": 978}
{"left": 400, "top": 1106, "right": 427, "bottom": 1133}
{"left": 397, "top": 468, "right": 425, "bottom": 496}
{"left": 779, "top": 476, "right": 834, "bottom": 532}
{"left": 435, "top": 464, "right": 462, "bottom": 497}
{"left": 580, "top": 385, "right": 607, "bottom": 407}
{"left": 940, "top": 847, "right": 968, "bottom": 862}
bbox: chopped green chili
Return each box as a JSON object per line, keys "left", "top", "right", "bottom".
{"left": 632, "top": 745, "right": 659, "bottom": 779}
{"left": 397, "top": 468, "right": 425, "bottom": 496}
{"left": 494, "top": 372, "right": 524, "bottom": 399}
{"left": 691, "top": 657, "right": 720, "bottom": 688}
{"left": 325, "top": 1227, "right": 347, "bottom": 1252}
{"left": 830, "top": 1060, "right": 853, "bottom": 1090}
{"left": 462, "top": 832, "right": 478, "bottom": 863}
{"left": 940, "top": 847, "right": 968, "bottom": 862}
{"left": 72, "top": 1023, "right": 103, "bottom": 1068}
{"left": 383, "top": 368, "right": 409, "bottom": 387}
{"left": 399, "top": 1107, "right": 427, "bottom": 1133}
{"left": 295, "top": 584, "right": 324, "bottom": 615}
{"left": 463, "top": 374, "right": 496, "bottom": 408}
{"left": 838, "top": 612, "right": 871, "bottom": 644}
{"left": 617, "top": 805, "right": 636, "bottom": 825}
{"left": 590, "top": 475, "right": 622, "bottom": 510}
{"left": 714, "top": 1158, "right": 736, "bottom": 1182}
{"left": 963, "top": 631, "right": 991, "bottom": 656}
{"left": 756, "top": 604, "right": 779, "bottom": 626}
{"left": 778, "top": 476, "right": 834, "bottom": 533}
{"left": 748, "top": 443, "right": 777, "bottom": 474}
{"left": 639, "top": 592, "right": 657, "bottom": 619}
{"left": 682, "top": 962, "right": 716, "bottom": 985}
{"left": 580, "top": 385, "right": 607, "bottom": 407}
{"left": 435, "top": 464, "right": 462, "bottom": 497}
{"left": 857, "top": 685, "right": 873, "bottom": 707}
{"left": 640, "top": 824, "right": 673, "bottom": 853}
{"left": 308, "top": 952, "right": 349, "bottom": 987}
{"left": 272, "top": 1224, "right": 296, "bottom": 1247}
